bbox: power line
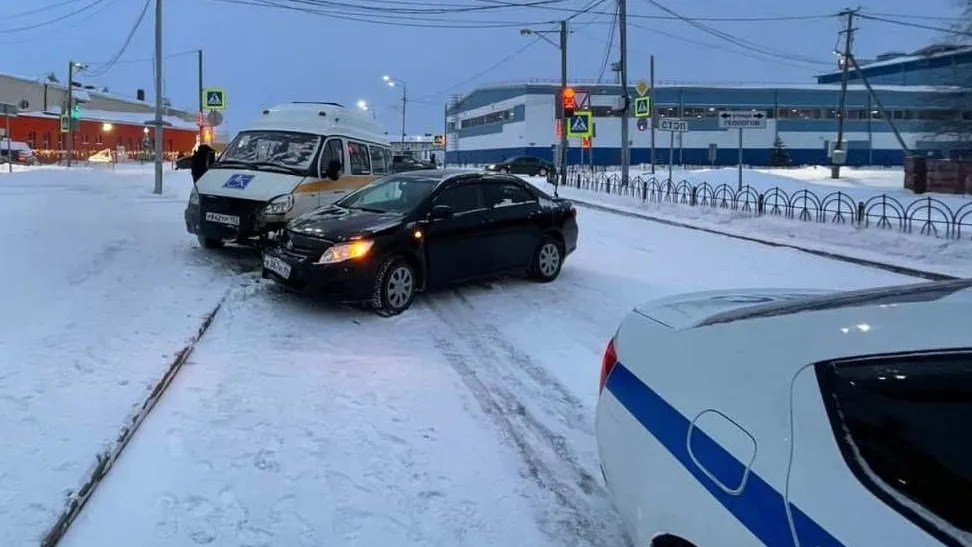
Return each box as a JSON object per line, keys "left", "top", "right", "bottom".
{"left": 857, "top": 13, "right": 972, "bottom": 38}
{"left": 636, "top": 0, "right": 833, "bottom": 67}
{"left": 596, "top": 2, "right": 618, "bottom": 82}
{"left": 622, "top": 20, "right": 827, "bottom": 71}
{"left": 0, "top": 0, "right": 113, "bottom": 33}
{"left": 0, "top": 0, "right": 90, "bottom": 21}
{"left": 206, "top": 0, "right": 566, "bottom": 28}
{"left": 82, "top": 49, "right": 199, "bottom": 67}
{"left": 863, "top": 11, "right": 963, "bottom": 22}
{"left": 86, "top": 0, "right": 153, "bottom": 77}
{"left": 413, "top": 36, "right": 542, "bottom": 101}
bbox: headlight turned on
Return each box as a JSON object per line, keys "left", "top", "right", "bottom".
{"left": 264, "top": 194, "right": 294, "bottom": 215}
{"left": 316, "top": 239, "right": 374, "bottom": 264}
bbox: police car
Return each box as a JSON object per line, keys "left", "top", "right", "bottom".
{"left": 595, "top": 279, "right": 972, "bottom": 547}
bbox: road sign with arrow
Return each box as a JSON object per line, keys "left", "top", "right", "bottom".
{"left": 717, "top": 110, "right": 767, "bottom": 129}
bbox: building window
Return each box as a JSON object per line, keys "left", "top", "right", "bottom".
{"left": 81, "top": 134, "right": 89, "bottom": 145}
{"left": 43, "top": 132, "right": 50, "bottom": 149}
{"left": 460, "top": 107, "right": 516, "bottom": 129}
{"left": 777, "top": 108, "right": 820, "bottom": 119}
{"left": 96, "top": 133, "right": 103, "bottom": 145}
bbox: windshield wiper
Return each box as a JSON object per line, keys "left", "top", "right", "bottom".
{"left": 210, "top": 159, "right": 303, "bottom": 175}
{"left": 347, "top": 205, "right": 386, "bottom": 213}
{"left": 211, "top": 159, "right": 250, "bottom": 169}
{"left": 249, "top": 161, "right": 304, "bottom": 175}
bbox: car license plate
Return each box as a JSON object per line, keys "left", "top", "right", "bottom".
{"left": 263, "top": 255, "right": 292, "bottom": 279}
{"left": 204, "top": 212, "right": 240, "bottom": 226}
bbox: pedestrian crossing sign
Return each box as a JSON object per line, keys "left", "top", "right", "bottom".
{"left": 203, "top": 88, "right": 226, "bottom": 111}
{"left": 567, "top": 110, "right": 593, "bottom": 138}
{"left": 634, "top": 96, "right": 651, "bottom": 118}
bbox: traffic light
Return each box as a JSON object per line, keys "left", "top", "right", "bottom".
{"left": 201, "top": 125, "right": 213, "bottom": 144}
{"left": 562, "top": 87, "right": 576, "bottom": 118}
{"left": 71, "top": 102, "right": 81, "bottom": 119}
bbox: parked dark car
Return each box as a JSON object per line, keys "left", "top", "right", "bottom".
{"left": 485, "top": 156, "right": 554, "bottom": 177}
{"left": 261, "top": 169, "right": 578, "bottom": 316}
{"left": 391, "top": 155, "right": 433, "bottom": 173}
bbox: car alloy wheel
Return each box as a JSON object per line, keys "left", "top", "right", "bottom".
{"left": 531, "top": 237, "right": 563, "bottom": 282}
{"left": 373, "top": 257, "right": 416, "bottom": 315}
{"left": 538, "top": 168, "right": 548, "bottom": 177}
{"left": 386, "top": 265, "right": 414, "bottom": 310}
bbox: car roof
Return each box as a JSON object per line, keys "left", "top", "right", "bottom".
{"left": 697, "top": 278, "right": 972, "bottom": 327}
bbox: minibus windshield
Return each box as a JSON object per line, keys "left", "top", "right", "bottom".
{"left": 217, "top": 130, "right": 321, "bottom": 173}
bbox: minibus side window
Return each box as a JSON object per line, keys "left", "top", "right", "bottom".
{"left": 319, "top": 138, "right": 344, "bottom": 178}
{"left": 369, "top": 146, "right": 387, "bottom": 175}
{"left": 348, "top": 141, "right": 372, "bottom": 175}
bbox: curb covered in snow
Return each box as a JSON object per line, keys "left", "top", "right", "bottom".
{"left": 39, "top": 297, "right": 228, "bottom": 547}
{"left": 569, "top": 197, "right": 960, "bottom": 282}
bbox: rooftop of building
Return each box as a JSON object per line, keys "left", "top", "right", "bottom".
{"left": 20, "top": 108, "right": 197, "bottom": 130}
{"left": 452, "top": 80, "right": 963, "bottom": 95}
{"left": 815, "top": 43, "right": 972, "bottom": 79}
{"left": 0, "top": 71, "right": 194, "bottom": 116}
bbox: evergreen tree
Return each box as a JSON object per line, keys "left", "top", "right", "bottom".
{"left": 770, "top": 136, "right": 792, "bottom": 167}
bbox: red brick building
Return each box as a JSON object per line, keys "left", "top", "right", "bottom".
{"left": 0, "top": 110, "right": 198, "bottom": 163}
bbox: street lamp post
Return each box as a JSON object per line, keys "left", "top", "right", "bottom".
{"left": 521, "top": 21, "right": 568, "bottom": 189}
{"left": 383, "top": 75, "right": 407, "bottom": 150}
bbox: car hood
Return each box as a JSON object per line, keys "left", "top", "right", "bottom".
{"left": 288, "top": 206, "right": 404, "bottom": 242}
{"left": 195, "top": 168, "right": 306, "bottom": 202}
{"left": 634, "top": 288, "right": 835, "bottom": 330}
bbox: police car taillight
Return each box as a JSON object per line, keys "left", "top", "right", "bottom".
{"left": 599, "top": 337, "right": 618, "bottom": 394}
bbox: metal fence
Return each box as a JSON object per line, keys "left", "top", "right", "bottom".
{"left": 562, "top": 168, "right": 972, "bottom": 240}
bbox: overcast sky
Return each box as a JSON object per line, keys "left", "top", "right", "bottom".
{"left": 1, "top": 0, "right": 961, "bottom": 135}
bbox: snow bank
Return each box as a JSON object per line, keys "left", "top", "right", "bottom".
{"left": 526, "top": 175, "right": 972, "bottom": 279}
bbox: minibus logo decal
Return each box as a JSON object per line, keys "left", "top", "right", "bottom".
{"left": 223, "top": 174, "right": 255, "bottom": 189}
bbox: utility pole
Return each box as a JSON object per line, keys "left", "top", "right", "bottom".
{"left": 618, "top": 0, "right": 630, "bottom": 185}
{"left": 649, "top": 54, "right": 656, "bottom": 176}
{"left": 400, "top": 84, "right": 407, "bottom": 149}
{"left": 831, "top": 8, "right": 857, "bottom": 180}
{"left": 197, "top": 49, "right": 204, "bottom": 139}
{"left": 153, "top": 0, "right": 164, "bottom": 195}
{"left": 559, "top": 19, "right": 568, "bottom": 188}
{"left": 66, "top": 60, "right": 75, "bottom": 168}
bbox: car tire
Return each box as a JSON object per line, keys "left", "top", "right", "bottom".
{"left": 538, "top": 167, "right": 548, "bottom": 177}
{"left": 371, "top": 257, "right": 416, "bottom": 316}
{"left": 529, "top": 236, "right": 564, "bottom": 282}
{"left": 197, "top": 235, "right": 224, "bottom": 249}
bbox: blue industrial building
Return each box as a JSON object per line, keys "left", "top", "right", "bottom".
{"left": 444, "top": 44, "right": 972, "bottom": 167}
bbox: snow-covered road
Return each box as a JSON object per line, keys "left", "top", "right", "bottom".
{"left": 58, "top": 199, "right": 914, "bottom": 546}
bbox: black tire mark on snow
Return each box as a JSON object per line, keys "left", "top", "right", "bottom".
{"left": 450, "top": 289, "right": 593, "bottom": 435}
{"left": 427, "top": 298, "right": 624, "bottom": 547}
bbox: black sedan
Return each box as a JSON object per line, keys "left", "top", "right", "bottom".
{"left": 484, "top": 156, "right": 555, "bottom": 177}
{"left": 261, "top": 169, "right": 578, "bottom": 315}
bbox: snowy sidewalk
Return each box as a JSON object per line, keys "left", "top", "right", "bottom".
{"left": 523, "top": 176, "right": 972, "bottom": 279}
{"left": 0, "top": 166, "right": 251, "bottom": 545}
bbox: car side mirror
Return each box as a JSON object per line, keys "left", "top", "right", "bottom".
{"left": 429, "top": 204, "right": 454, "bottom": 220}
{"left": 325, "top": 160, "right": 342, "bottom": 181}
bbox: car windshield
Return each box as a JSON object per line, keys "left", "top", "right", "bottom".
{"left": 217, "top": 130, "right": 320, "bottom": 173}
{"left": 335, "top": 174, "right": 440, "bottom": 214}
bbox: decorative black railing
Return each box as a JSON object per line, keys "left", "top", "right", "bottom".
{"left": 561, "top": 169, "right": 972, "bottom": 240}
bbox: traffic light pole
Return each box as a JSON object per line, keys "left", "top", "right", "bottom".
{"left": 618, "top": 0, "right": 630, "bottom": 185}
{"left": 559, "top": 19, "right": 568, "bottom": 190}
{"left": 66, "top": 60, "right": 75, "bottom": 168}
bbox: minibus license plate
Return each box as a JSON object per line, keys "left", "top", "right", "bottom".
{"left": 204, "top": 212, "right": 240, "bottom": 226}
{"left": 264, "top": 255, "right": 292, "bottom": 279}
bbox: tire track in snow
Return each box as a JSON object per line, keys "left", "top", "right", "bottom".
{"left": 39, "top": 274, "right": 263, "bottom": 547}
{"left": 426, "top": 293, "right": 626, "bottom": 547}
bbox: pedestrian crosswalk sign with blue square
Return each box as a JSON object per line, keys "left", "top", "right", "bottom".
{"left": 567, "top": 111, "right": 593, "bottom": 138}
{"left": 203, "top": 88, "right": 226, "bottom": 111}
{"left": 634, "top": 96, "right": 651, "bottom": 118}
